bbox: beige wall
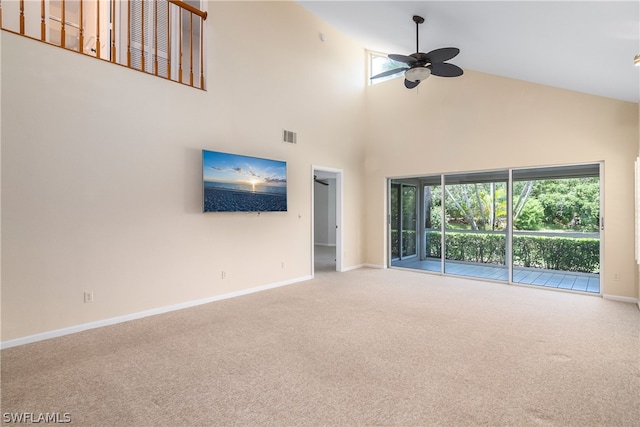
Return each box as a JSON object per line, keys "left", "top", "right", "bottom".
{"left": 1, "top": 1, "right": 367, "bottom": 341}
{"left": 364, "top": 71, "right": 639, "bottom": 299}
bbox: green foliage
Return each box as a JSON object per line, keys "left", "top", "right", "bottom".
{"left": 512, "top": 236, "right": 599, "bottom": 273}
{"left": 439, "top": 177, "right": 599, "bottom": 232}
{"left": 514, "top": 199, "right": 544, "bottom": 230}
{"left": 444, "top": 183, "right": 508, "bottom": 231}
{"left": 532, "top": 178, "right": 600, "bottom": 231}
{"left": 390, "top": 230, "right": 417, "bottom": 258}
{"left": 425, "top": 231, "right": 599, "bottom": 273}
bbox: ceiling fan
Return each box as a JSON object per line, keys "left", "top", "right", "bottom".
{"left": 370, "top": 15, "right": 463, "bottom": 89}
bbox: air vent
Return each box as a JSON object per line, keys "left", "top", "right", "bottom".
{"left": 283, "top": 129, "right": 297, "bottom": 144}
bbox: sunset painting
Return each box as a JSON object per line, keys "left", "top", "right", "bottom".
{"left": 202, "top": 150, "right": 287, "bottom": 212}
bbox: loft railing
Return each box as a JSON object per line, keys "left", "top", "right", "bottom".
{"left": 0, "top": 0, "right": 207, "bottom": 90}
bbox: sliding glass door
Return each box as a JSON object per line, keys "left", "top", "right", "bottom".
{"left": 388, "top": 163, "right": 601, "bottom": 294}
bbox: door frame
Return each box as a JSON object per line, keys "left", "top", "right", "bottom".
{"left": 388, "top": 180, "right": 419, "bottom": 266}
{"left": 311, "top": 166, "right": 343, "bottom": 275}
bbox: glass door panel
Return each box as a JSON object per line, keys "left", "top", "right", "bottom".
{"left": 422, "top": 179, "right": 442, "bottom": 272}
{"left": 511, "top": 165, "right": 600, "bottom": 293}
{"left": 443, "top": 172, "right": 508, "bottom": 281}
{"left": 401, "top": 185, "right": 417, "bottom": 258}
{"left": 390, "top": 183, "right": 400, "bottom": 260}
{"left": 389, "top": 181, "right": 417, "bottom": 267}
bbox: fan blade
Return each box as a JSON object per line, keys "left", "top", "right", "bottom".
{"left": 428, "top": 62, "right": 464, "bottom": 77}
{"left": 425, "top": 47, "right": 460, "bottom": 64}
{"left": 388, "top": 54, "right": 418, "bottom": 64}
{"left": 404, "top": 79, "right": 420, "bottom": 89}
{"left": 314, "top": 176, "right": 329, "bottom": 186}
{"left": 370, "top": 67, "right": 408, "bottom": 80}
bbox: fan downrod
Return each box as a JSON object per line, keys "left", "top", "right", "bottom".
{"left": 413, "top": 16, "right": 425, "bottom": 53}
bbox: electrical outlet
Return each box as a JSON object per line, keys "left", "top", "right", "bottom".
{"left": 83, "top": 291, "right": 94, "bottom": 303}
{"left": 281, "top": 262, "right": 285, "bottom": 269}
{"left": 613, "top": 272, "right": 620, "bottom": 281}
{"left": 221, "top": 271, "right": 227, "bottom": 280}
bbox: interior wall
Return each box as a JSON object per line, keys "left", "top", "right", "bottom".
{"left": 364, "top": 71, "right": 639, "bottom": 299}
{"left": 1, "top": 1, "right": 367, "bottom": 341}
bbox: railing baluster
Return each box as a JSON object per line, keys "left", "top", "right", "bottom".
{"left": 154, "top": 0, "right": 158, "bottom": 75}
{"left": 96, "top": 0, "right": 100, "bottom": 57}
{"left": 141, "top": 0, "right": 145, "bottom": 71}
{"left": 79, "top": 0, "right": 84, "bottom": 53}
{"left": 167, "top": 0, "right": 171, "bottom": 79}
{"left": 127, "top": 0, "right": 131, "bottom": 67}
{"left": 200, "top": 13, "right": 204, "bottom": 89}
{"left": 61, "top": 0, "right": 65, "bottom": 48}
{"left": 19, "top": 0, "right": 24, "bottom": 34}
{"left": 111, "top": 0, "right": 116, "bottom": 62}
{"left": 189, "top": 12, "right": 193, "bottom": 86}
{"left": 40, "top": 0, "right": 45, "bottom": 41}
{"left": 178, "top": 7, "right": 182, "bottom": 83}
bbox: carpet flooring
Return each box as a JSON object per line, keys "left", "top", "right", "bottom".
{"left": 1, "top": 268, "right": 639, "bottom": 426}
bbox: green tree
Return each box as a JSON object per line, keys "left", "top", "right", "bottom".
{"left": 514, "top": 199, "right": 544, "bottom": 230}
{"left": 533, "top": 178, "right": 599, "bottom": 231}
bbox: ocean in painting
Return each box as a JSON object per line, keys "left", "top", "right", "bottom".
{"left": 203, "top": 181, "right": 287, "bottom": 212}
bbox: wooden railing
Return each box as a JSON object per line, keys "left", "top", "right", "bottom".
{"left": 0, "top": 0, "right": 207, "bottom": 90}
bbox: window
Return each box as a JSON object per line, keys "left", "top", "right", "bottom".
{"left": 369, "top": 51, "right": 405, "bottom": 85}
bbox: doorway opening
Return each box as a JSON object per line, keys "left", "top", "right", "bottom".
{"left": 312, "top": 167, "right": 343, "bottom": 275}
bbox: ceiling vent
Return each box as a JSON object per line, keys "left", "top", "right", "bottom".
{"left": 283, "top": 129, "right": 297, "bottom": 144}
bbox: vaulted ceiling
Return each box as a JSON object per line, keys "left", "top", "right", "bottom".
{"left": 297, "top": 1, "right": 640, "bottom": 103}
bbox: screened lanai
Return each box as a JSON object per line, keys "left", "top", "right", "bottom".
{"left": 389, "top": 164, "right": 601, "bottom": 294}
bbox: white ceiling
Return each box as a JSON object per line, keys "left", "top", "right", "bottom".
{"left": 296, "top": 1, "right": 640, "bottom": 103}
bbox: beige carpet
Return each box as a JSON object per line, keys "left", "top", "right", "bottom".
{"left": 2, "top": 268, "right": 639, "bottom": 426}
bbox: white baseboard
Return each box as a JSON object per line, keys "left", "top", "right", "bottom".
{"left": 1, "top": 275, "right": 313, "bottom": 350}
{"left": 602, "top": 294, "right": 639, "bottom": 304}
{"left": 341, "top": 264, "right": 365, "bottom": 272}
{"left": 362, "top": 263, "right": 385, "bottom": 269}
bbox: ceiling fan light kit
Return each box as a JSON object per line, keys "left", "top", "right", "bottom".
{"left": 634, "top": 54, "right": 640, "bottom": 67}
{"left": 405, "top": 67, "right": 431, "bottom": 82}
{"left": 370, "top": 14, "right": 463, "bottom": 89}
